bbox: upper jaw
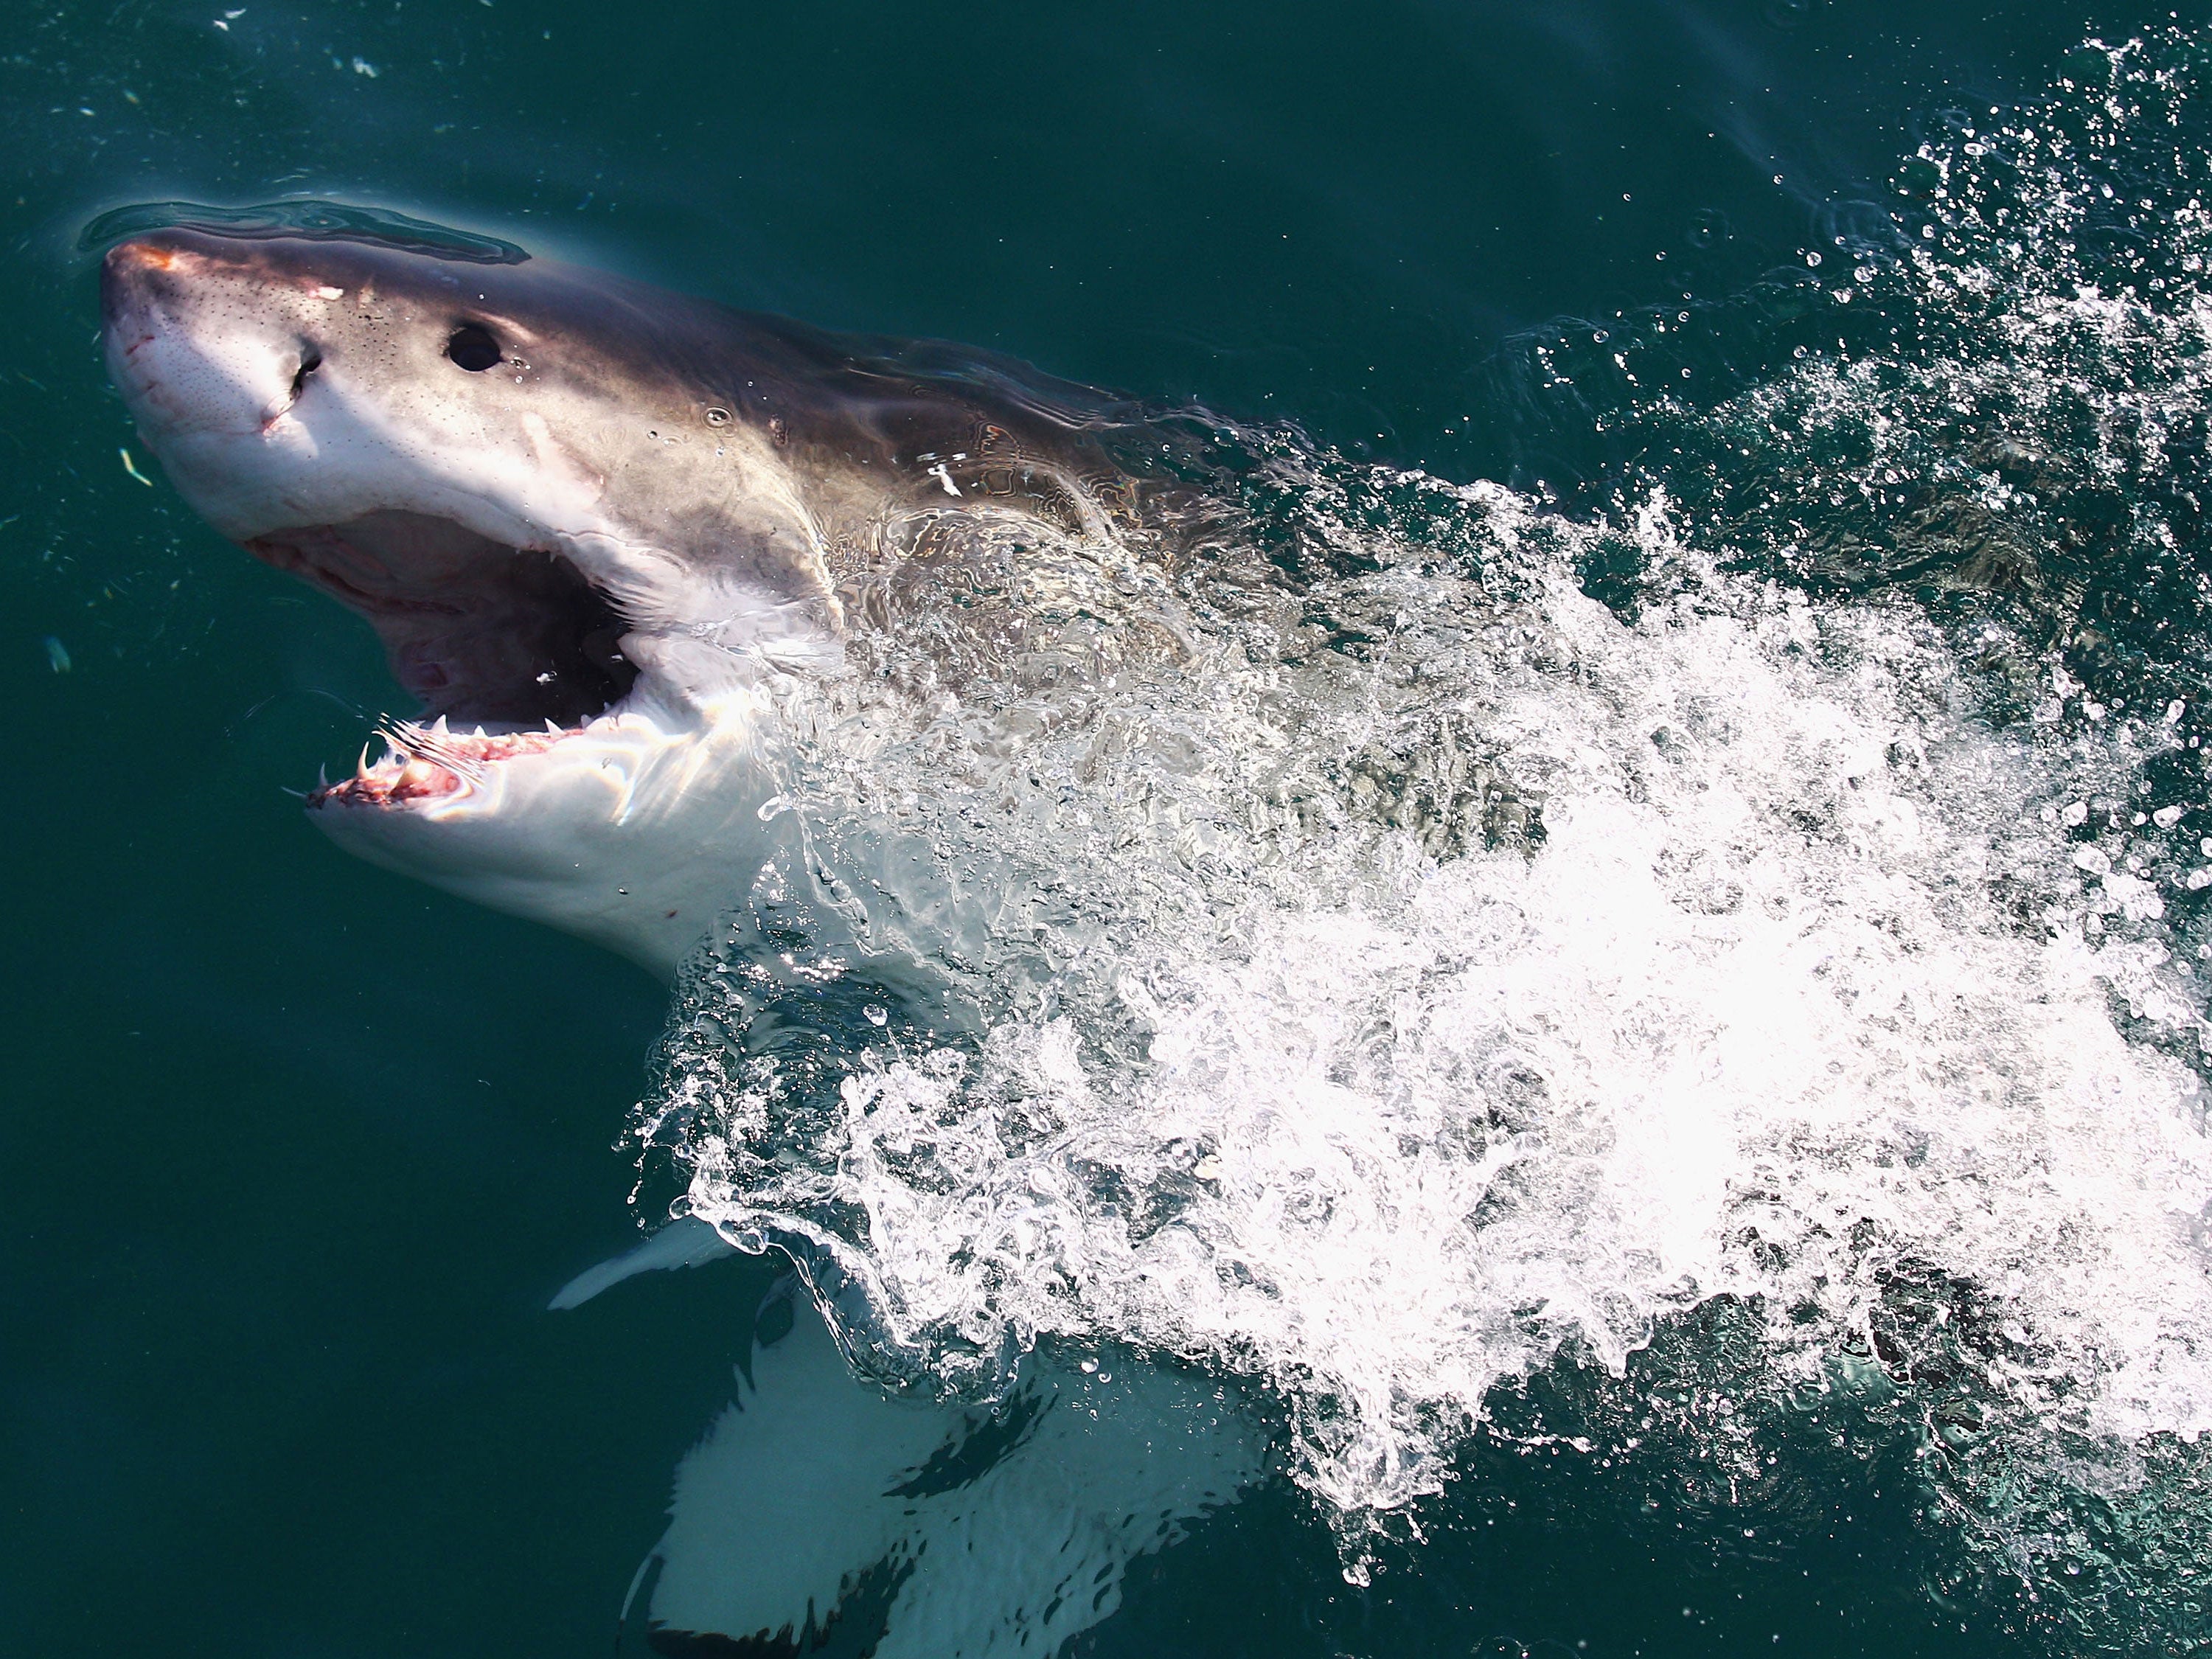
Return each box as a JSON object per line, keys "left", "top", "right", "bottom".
{"left": 305, "top": 700, "right": 672, "bottom": 811}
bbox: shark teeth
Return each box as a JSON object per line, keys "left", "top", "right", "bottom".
{"left": 307, "top": 714, "right": 599, "bottom": 809}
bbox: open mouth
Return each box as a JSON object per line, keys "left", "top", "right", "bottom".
{"left": 247, "top": 507, "right": 642, "bottom": 807}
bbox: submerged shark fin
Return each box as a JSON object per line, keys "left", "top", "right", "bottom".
{"left": 557, "top": 1225, "right": 1259, "bottom": 1654}
{"left": 548, "top": 1215, "right": 737, "bottom": 1311}
{"left": 641, "top": 1293, "right": 1260, "bottom": 1658}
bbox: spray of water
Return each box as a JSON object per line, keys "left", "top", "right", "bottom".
{"left": 635, "top": 26, "right": 2212, "bottom": 1635}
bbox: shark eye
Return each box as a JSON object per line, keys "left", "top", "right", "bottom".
{"left": 290, "top": 346, "right": 321, "bottom": 397}
{"left": 446, "top": 324, "right": 503, "bottom": 372}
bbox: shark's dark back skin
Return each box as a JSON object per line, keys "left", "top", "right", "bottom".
{"left": 494, "top": 262, "right": 1190, "bottom": 538}
{"left": 321, "top": 229, "right": 1200, "bottom": 530}
{"left": 103, "top": 222, "right": 1224, "bottom": 591}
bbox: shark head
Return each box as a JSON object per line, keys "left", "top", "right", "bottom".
{"left": 100, "top": 209, "right": 1191, "bottom": 975}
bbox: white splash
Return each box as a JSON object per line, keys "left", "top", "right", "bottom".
{"left": 658, "top": 479, "right": 2212, "bottom": 1534}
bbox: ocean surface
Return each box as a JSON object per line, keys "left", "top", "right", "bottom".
{"left": 8, "top": 2, "right": 2212, "bottom": 1654}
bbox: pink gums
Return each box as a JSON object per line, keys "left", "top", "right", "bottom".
{"left": 308, "top": 726, "right": 567, "bottom": 808}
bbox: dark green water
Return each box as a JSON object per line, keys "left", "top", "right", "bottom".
{"left": 10, "top": 3, "right": 2212, "bottom": 1655}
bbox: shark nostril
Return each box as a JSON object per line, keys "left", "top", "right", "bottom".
{"left": 290, "top": 346, "right": 322, "bottom": 399}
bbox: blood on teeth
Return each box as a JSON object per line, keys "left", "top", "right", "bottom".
{"left": 310, "top": 722, "right": 580, "bottom": 808}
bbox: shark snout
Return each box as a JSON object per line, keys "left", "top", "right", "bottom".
{"left": 101, "top": 237, "right": 321, "bottom": 444}
{"left": 99, "top": 240, "right": 174, "bottom": 379}
{"left": 100, "top": 236, "right": 198, "bottom": 342}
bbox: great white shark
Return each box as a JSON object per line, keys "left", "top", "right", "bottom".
{"left": 100, "top": 207, "right": 1208, "bottom": 977}
{"left": 98, "top": 204, "right": 1256, "bottom": 1655}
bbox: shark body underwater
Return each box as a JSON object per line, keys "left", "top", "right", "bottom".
{"left": 100, "top": 208, "right": 1256, "bottom": 1656}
